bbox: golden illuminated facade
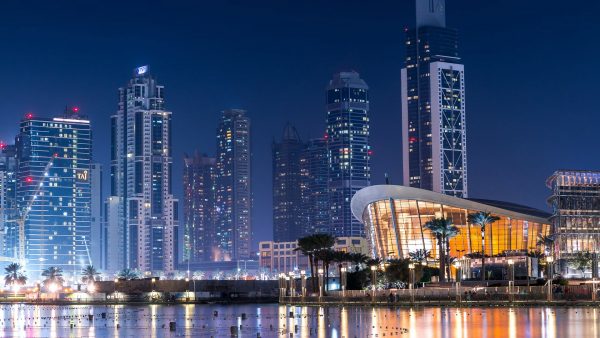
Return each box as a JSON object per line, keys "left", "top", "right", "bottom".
{"left": 351, "top": 185, "right": 551, "bottom": 260}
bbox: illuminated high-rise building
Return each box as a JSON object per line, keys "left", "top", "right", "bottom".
{"left": 272, "top": 124, "right": 303, "bottom": 242}
{"left": 107, "top": 66, "right": 178, "bottom": 273}
{"left": 183, "top": 152, "right": 216, "bottom": 263}
{"left": 16, "top": 108, "right": 91, "bottom": 278}
{"left": 401, "top": 0, "right": 468, "bottom": 197}
{"left": 89, "top": 163, "right": 104, "bottom": 269}
{"left": 326, "top": 71, "right": 371, "bottom": 237}
{"left": 0, "top": 144, "right": 18, "bottom": 258}
{"left": 300, "top": 138, "right": 329, "bottom": 235}
{"left": 215, "top": 109, "right": 251, "bottom": 261}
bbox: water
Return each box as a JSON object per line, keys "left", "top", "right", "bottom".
{"left": 0, "top": 303, "right": 596, "bottom": 337}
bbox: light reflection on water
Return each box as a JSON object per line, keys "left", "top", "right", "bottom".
{"left": 0, "top": 304, "right": 594, "bottom": 337}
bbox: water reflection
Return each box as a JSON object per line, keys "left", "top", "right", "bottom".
{"left": 0, "top": 304, "right": 592, "bottom": 336}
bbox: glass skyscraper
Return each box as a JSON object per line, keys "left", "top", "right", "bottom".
{"left": 0, "top": 144, "right": 18, "bottom": 259}
{"left": 402, "top": 0, "right": 468, "bottom": 197}
{"left": 183, "top": 152, "right": 216, "bottom": 263}
{"left": 272, "top": 124, "right": 303, "bottom": 242}
{"left": 215, "top": 109, "right": 251, "bottom": 261}
{"left": 108, "top": 66, "right": 178, "bottom": 274}
{"left": 16, "top": 109, "right": 91, "bottom": 278}
{"left": 326, "top": 71, "right": 370, "bottom": 238}
{"left": 300, "top": 138, "right": 329, "bottom": 236}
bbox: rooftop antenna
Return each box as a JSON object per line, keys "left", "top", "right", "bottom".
{"left": 385, "top": 173, "right": 390, "bottom": 185}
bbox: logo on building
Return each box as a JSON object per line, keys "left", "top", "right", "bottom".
{"left": 136, "top": 65, "right": 148, "bottom": 75}
{"left": 76, "top": 170, "right": 89, "bottom": 182}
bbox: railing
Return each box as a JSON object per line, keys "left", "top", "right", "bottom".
{"left": 281, "top": 284, "right": 599, "bottom": 304}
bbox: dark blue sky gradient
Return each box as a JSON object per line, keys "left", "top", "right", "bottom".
{"left": 0, "top": 1, "right": 599, "bottom": 249}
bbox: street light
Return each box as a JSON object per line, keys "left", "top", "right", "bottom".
{"left": 340, "top": 267, "right": 347, "bottom": 298}
{"left": 546, "top": 256, "right": 554, "bottom": 301}
{"left": 288, "top": 272, "right": 295, "bottom": 297}
{"left": 370, "top": 265, "right": 377, "bottom": 301}
{"left": 453, "top": 261, "right": 461, "bottom": 303}
{"left": 507, "top": 259, "right": 514, "bottom": 302}
{"left": 408, "top": 263, "right": 415, "bottom": 303}
{"left": 318, "top": 268, "right": 324, "bottom": 298}
{"left": 300, "top": 270, "right": 307, "bottom": 297}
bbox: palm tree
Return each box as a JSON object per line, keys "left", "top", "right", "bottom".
{"left": 42, "top": 266, "right": 65, "bottom": 288}
{"left": 4, "top": 263, "right": 26, "bottom": 287}
{"left": 332, "top": 250, "right": 352, "bottom": 288}
{"left": 537, "top": 234, "right": 555, "bottom": 256}
{"left": 296, "top": 236, "right": 318, "bottom": 289}
{"left": 349, "top": 252, "right": 369, "bottom": 271}
{"left": 81, "top": 265, "right": 100, "bottom": 284}
{"left": 424, "top": 218, "right": 460, "bottom": 282}
{"left": 409, "top": 249, "right": 431, "bottom": 266}
{"left": 117, "top": 268, "right": 140, "bottom": 280}
{"left": 315, "top": 248, "right": 335, "bottom": 291}
{"left": 468, "top": 212, "right": 500, "bottom": 281}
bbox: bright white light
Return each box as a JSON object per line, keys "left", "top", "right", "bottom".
{"left": 87, "top": 284, "right": 96, "bottom": 293}
{"left": 48, "top": 283, "right": 59, "bottom": 293}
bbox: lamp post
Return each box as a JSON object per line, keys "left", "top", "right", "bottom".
{"left": 288, "top": 271, "right": 295, "bottom": 297}
{"left": 408, "top": 263, "right": 415, "bottom": 303}
{"left": 370, "top": 265, "right": 377, "bottom": 301}
{"left": 340, "top": 267, "right": 347, "bottom": 298}
{"left": 453, "top": 261, "right": 461, "bottom": 303}
{"left": 546, "top": 256, "right": 554, "bottom": 302}
{"left": 278, "top": 273, "right": 284, "bottom": 300}
{"left": 507, "top": 259, "right": 514, "bottom": 302}
{"left": 300, "top": 270, "right": 306, "bottom": 297}
{"left": 318, "top": 268, "right": 324, "bottom": 299}
{"left": 113, "top": 278, "right": 118, "bottom": 300}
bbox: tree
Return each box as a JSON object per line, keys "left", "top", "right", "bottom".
{"left": 332, "top": 250, "right": 352, "bottom": 286}
{"left": 568, "top": 251, "right": 593, "bottom": 276}
{"left": 348, "top": 253, "right": 369, "bottom": 271}
{"left": 42, "top": 267, "right": 65, "bottom": 288}
{"left": 117, "top": 268, "right": 140, "bottom": 280}
{"left": 4, "top": 263, "right": 26, "bottom": 287}
{"left": 424, "top": 218, "right": 459, "bottom": 282}
{"left": 537, "top": 234, "right": 555, "bottom": 256}
{"left": 296, "top": 233, "right": 335, "bottom": 290}
{"left": 468, "top": 212, "right": 500, "bottom": 281}
{"left": 409, "top": 249, "right": 431, "bottom": 266}
{"left": 81, "top": 265, "right": 100, "bottom": 284}
{"left": 314, "top": 248, "right": 335, "bottom": 292}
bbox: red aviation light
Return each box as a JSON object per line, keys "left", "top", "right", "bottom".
{"left": 409, "top": 137, "right": 417, "bottom": 143}
{"left": 368, "top": 150, "right": 373, "bottom": 156}
{"left": 25, "top": 113, "right": 34, "bottom": 119}
{"left": 72, "top": 106, "right": 80, "bottom": 113}
{"left": 0, "top": 142, "right": 5, "bottom": 150}
{"left": 25, "top": 177, "right": 33, "bottom": 183}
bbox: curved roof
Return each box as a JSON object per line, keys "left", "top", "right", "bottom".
{"left": 351, "top": 185, "right": 550, "bottom": 224}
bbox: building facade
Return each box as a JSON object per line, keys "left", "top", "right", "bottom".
{"left": 183, "top": 152, "right": 216, "bottom": 263}
{"left": 258, "top": 237, "right": 368, "bottom": 275}
{"left": 215, "top": 109, "right": 251, "bottom": 261}
{"left": 108, "top": 65, "right": 178, "bottom": 274}
{"left": 0, "top": 144, "right": 18, "bottom": 259}
{"left": 300, "top": 138, "right": 330, "bottom": 236}
{"left": 547, "top": 170, "right": 600, "bottom": 274}
{"left": 16, "top": 109, "right": 92, "bottom": 278}
{"left": 401, "top": 0, "right": 468, "bottom": 197}
{"left": 272, "top": 124, "right": 304, "bottom": 242}
{"left": 351, "top": 185, "right": 551, "bottom": 261}
{"left": 89, "top": 163, "right": 103, "bottom": 269}
{"left": 326, "top": 71, "right": 370, "bottom": 238}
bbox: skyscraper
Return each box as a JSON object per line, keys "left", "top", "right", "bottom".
{"left": 300, "top": 138, "right": 330, "bottom": 236}
{"left": 0, "top": 144, "right": 18, "bottom": 258}
{"left": 90, "top": 163, "right": 104, "bottom": 269}
{"left": 183, "top": 152, "right": 216, "bottom": 263}
{"left": 108, "top": 65, "right": 178, "bottom": 273}
{"left": 16, "top": 108, "right": 91, "bottom": 278}
{"left": 326, "top": 71, "right": 371, "bottom": 238}
{"left": 401, "top": 0, "right": 468, "bottom": 197}
{"left": 272, "top": 124, "right": 303, "bottom": 242}
{"left": 215, "top": 109, "right": 251, "bottom": 261}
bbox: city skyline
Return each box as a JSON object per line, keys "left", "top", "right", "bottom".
{"left": 0, "top": 0, "right": 598, "bottom": 251}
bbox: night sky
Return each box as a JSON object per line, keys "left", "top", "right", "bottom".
{"left": 1, "top": 1, "right": 599, "bottom": 251}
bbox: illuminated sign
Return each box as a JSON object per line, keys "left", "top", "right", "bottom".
{"left": 76, "top": 170, "right": 89, "bottom": 182}
{"left": 136, "top": 65, "right": 148, "bottom": 75}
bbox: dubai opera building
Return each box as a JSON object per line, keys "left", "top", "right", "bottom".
{"left": 351, "top": 185, "right": 552, "bottom": 260}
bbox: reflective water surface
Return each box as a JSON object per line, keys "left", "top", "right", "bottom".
{"left": 0, "top": 303, "right": 596, "bottom": 337}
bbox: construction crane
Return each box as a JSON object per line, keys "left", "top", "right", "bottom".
{"left": 14, "top": 154, "right": 57, "bottom": 265}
